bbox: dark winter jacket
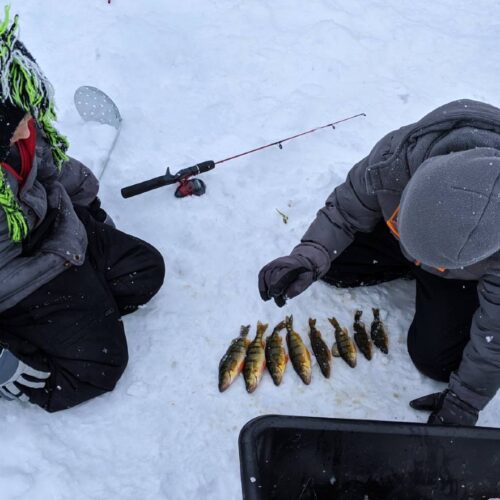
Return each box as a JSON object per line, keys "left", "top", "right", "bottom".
{"left": 301, "top": 99, "right": 500, "bottom": 410}
{"left": 0, "top": 127, "right": 98, "bottom": 313}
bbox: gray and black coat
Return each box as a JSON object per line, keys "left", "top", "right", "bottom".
{"left": 0, "top": 130, "right": 98, "bottom": 313}
{"left": 301, "top": 99, "right": 500, "bottom": 410}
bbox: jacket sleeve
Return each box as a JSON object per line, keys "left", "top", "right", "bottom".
{"left": 449, "top": 273, "right": 500, "bottom": 410}
{"left": 300, "top": 142, "right": 387, "bottom": 264}
{"left": 0, "top": 218, "right": 66, "bottom": 314}
{"left": 57, "top": 156, "right": 99, "bottom": 207}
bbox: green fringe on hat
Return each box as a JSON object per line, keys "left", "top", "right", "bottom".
{"left": 0, "top": 166, "right": 27, "bottom": 241}
{"left": 0, "top": 5, "right": 69, "bottom": 241}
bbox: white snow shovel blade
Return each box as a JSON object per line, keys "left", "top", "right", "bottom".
{"left": 74, "top": 86, "right": 122, "bottom": 179}
{"left": 74, "top": 86, "right": 122, "bottom": 128}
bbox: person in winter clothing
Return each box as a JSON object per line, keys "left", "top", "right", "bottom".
{"left": 0, "top": 7, "right": 165, "bottom": 412}
{"left": 259, "top": 98, "right": 500, "bottom": 426}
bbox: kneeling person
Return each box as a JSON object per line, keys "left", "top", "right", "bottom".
{"left": 0, "top": 8, "right": 165, "bottom": 412}
{"left": 259, "top": 98, "right": 500, "bottom": 426}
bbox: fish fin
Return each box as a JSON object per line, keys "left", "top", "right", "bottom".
{"left": 332, "top": 343, "right": 340, "bottom": 357}
{"left": 218, "top": 351, "right": 230, "bottom": 370}
{"left": 306, "top": 348, "right": 311, "bottom": 362}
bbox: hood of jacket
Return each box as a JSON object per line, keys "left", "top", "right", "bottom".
{"left": 398, "top": 147, "right": 500, "bottom": 269}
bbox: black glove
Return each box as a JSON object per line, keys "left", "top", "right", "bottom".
{"left": 410, "top": 389, "right": 479, "bottom": 426}
{"left": 88, "top": 197, "right": 115, "bottom": 228}
{"left": 258, "top": 243, "right": 331, "bottom": 307}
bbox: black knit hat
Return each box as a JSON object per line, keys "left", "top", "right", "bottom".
{"left": 0, "top": 99, "right": 25, "bottom": 161}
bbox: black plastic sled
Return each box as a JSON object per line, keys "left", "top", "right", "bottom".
{"left": 239, "top": 415, "right": 500, "bottom": 500}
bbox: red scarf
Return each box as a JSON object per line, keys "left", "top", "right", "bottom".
{"left": 1, "top": 118, "right": 37, "bottom": 187}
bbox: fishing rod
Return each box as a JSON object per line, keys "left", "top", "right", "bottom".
{"left": 120, "top": 112, "right": 366, "bottom": 199}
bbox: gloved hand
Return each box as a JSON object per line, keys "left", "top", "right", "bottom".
{"left": 258, "top": 243, "right": 331, "bottom": 307}
{"left": 0, "top": 349, "right": 51, "bottom": 402}
{"left": 410, "top": 389, "right": 479, "bottom": 426}
{"left": 88, "top": 197, "right": 116, "bottom": 228}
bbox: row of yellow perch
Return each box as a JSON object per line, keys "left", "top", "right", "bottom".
{"left": 218, "top": 309, "right": 389, "bottom": 393}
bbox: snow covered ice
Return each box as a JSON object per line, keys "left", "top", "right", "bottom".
{"left": 1, "top": 1, "right": 500, "bottom": 499}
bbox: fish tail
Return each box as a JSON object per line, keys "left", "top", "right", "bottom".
{"left": 272, "top": 320, "right": 286, "bottom": 335}
{"left": 256, "top": 321, "right": 269, "bottom": 340}
{"left": 240, "top": 325, "right": 251, "bottom": 337}
{"left": 328, "top": 317, "right": 340, "bottom": 331}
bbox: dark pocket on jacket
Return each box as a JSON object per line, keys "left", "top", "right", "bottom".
{"left": 22, "top": 207, "right": 59, "bottom": 256}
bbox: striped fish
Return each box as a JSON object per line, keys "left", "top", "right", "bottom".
{"left": 285, "top": 315, "right": 312, "bottom": 385}
{"left": 328, "top": 317, "right": 357, "bottom": 368}
{"left": 371, "top": 308, "right": 389, "bottom": 354}
{"left": 218, "top": 325, "right": 251, "bottom": 392}
{"left": 265, "top": 320, "right": 288, "bottom": 386}
{"left": 309, "top": 318, "right": 332, "bottom": 378}
{"left": 353, "top": 310, "right": 373, "bottom": 361}
{"left": 243, "top": 321, "right": 268, "bottom": 393}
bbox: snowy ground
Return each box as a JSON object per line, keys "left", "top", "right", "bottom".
{"left": 2, "top": 1, "right": 500, "bottom": 498}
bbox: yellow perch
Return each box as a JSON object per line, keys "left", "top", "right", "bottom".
{"left": 265, "top": 320, "right": 288, "bottom": 386}
{"left": 328, "top": 317, "right": 357, "bottom": 368}
{"left": 371, "top": 308, "right": 389, "bottom": 354}
{"left": 218, "top": 325, "right": 251, "bottom": 392}
{"left": 309, "top": 318, "right": 332, "bottom": 378}
{"left": 353, "top": 310, "right": 373, "bottom": 361}
{"left": 243, "top": 321, "right": 268, "bottom": 393}
{"left": 285, "top": 315, "right": 312, "bottom": 385}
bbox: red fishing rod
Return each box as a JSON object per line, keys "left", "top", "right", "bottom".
{"left": 121, "top": 112, "right": 366, "bottom": 199}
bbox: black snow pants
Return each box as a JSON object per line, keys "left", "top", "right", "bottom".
{"left": 0, "top": 207, "right": 165, "bottom": 412}
{"left": 321, "top": 222, "right": 479, "bottom": 382}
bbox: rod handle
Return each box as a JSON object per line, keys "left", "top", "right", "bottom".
{"left": 121, "top": 175, "right": 168, "bottom": 198}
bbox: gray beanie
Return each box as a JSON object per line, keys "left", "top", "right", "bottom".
{"left": 398, "top": 147, "right": 500, "bottom": 269}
